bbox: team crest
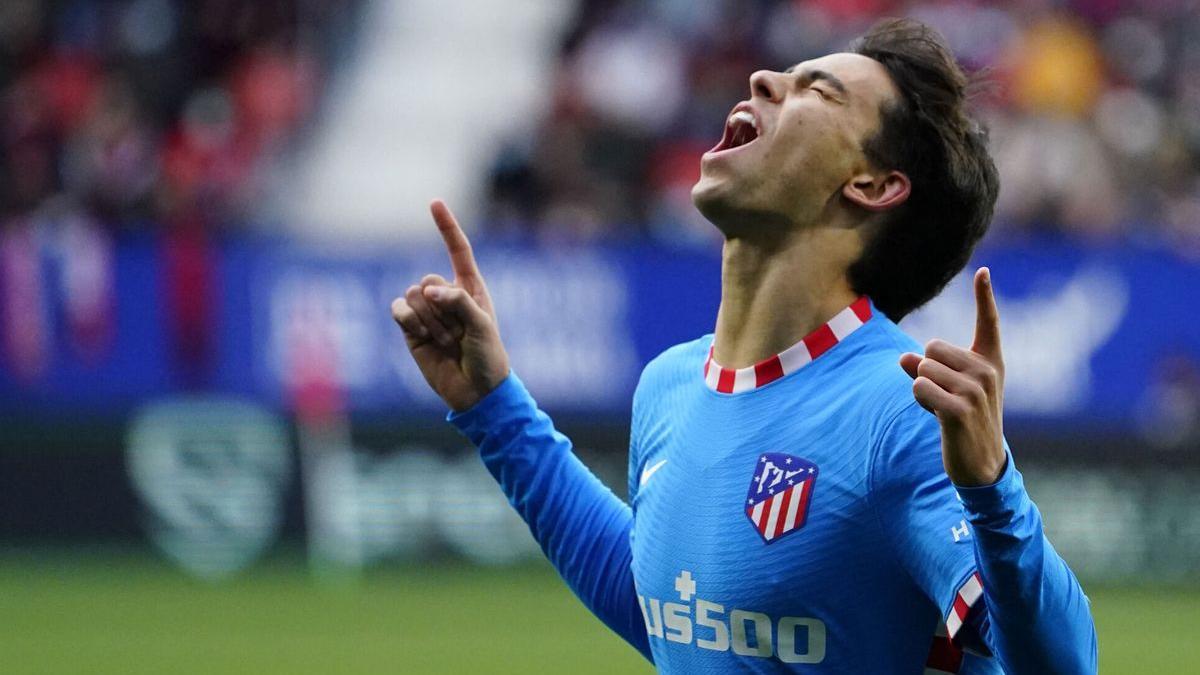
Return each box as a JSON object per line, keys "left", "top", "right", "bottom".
{"left": 745, "top": 453, "right": 818, "bottom": 544}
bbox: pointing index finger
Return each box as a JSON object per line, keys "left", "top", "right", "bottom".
{"left": 971, "top": 266, "right": 1002, "bottom": 360}
{"left": 430, "top": 199, "right": 480, "bottom": 282}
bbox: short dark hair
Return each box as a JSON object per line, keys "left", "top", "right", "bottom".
{"left": 847, "top": 18, "right": 999, "bottom": 321}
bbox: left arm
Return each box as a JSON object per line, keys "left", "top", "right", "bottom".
{"left": 954, "top": 451, "right": 1097, "bottom": 673}
{"left": 899, "top": 267, "right": 1098, "bottom": 674}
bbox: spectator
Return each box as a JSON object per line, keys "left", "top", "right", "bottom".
{"left": 0, "top": 0, "right": 348, "bottom": 232}
{"left": 485, "top": 0, "right": 1200, "bottom": 250}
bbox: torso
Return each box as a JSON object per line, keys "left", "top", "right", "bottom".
{"left": 627, "top": 315, "right": 993, "bottom": 674}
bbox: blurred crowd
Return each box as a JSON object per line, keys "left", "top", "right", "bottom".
{"left": 484, "top": 0, "right": 1200, "bottom": 252}
{"left": 0, "top": 0, "right": 357, "bottom": 383}
{"left": 0, "top": 0, "right": 355, "bottom": 234}
{"left": 4, "top": 0, "right": 1200, "bottom": 253}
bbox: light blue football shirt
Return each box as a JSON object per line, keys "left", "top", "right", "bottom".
{"left": 448, "top": 298, "right": 1095, "bottom": 674}
{"left": 624, "top": 300, "right": 996, "bottom": 673}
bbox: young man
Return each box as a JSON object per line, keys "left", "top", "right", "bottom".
{"left": 390, "top": 18, "right": 1097, "bottom": 674}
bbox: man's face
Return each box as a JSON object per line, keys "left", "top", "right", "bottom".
{"left": 692, "top": 52, "right": 899, "bottom": 232}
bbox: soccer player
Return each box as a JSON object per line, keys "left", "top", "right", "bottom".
{"left": 390, "top": 18, "right": 1097, "bottom": 674}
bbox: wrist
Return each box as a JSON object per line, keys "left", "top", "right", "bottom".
{"left": 955, "top": 451, "right": 1025, "bottom": 527}
{"left": 950, "top": 455, "right": 1007, "bottom": 488}
{"left": 447, "top": 371, "right": 529, "bottom": 435}
{"left": 453, "top": 376, "right": 506, "bottom": 413}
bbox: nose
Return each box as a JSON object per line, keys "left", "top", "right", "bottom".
{"left": 750, "top": 69, "right": 784, "bottom": 102}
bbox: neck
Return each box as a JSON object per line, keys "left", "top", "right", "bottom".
{"left": 713, "top": 228, "right": 860, "bottom": 369}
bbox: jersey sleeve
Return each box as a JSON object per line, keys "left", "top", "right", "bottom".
{"left": 448, "top": 372, "right": 651, "bottom": 660}
{"left": 626, "top": 371, "right": 645, "bottom": 507}
{"left": 869, "top": 401, "right": 984, "bottom": 640}
{"left": 955, "top": 450, "right": 1098, "bottom": 674}
{"left": 871, "top": 400, "right": 1097, "bottom": 674}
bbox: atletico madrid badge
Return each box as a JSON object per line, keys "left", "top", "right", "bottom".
{"left": 745, "top": 453, "right": 818, "bottom": 544}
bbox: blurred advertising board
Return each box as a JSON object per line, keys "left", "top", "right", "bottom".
{"left": 1, "top": 230, "right": 1199, "bottom": 435}
{"left": 3, "top": 229, "right": 1197, "bottom": 582}
{"left": 2, "top": 408, "right": 1196, "bottom": 583}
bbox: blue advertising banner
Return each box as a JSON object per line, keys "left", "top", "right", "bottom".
{"left": 1, "top": 232, "right": 1197, "bottom": 433}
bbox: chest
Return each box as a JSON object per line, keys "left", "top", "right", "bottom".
{"left": 630, "top": 398, "right": 884, "bottom": 614}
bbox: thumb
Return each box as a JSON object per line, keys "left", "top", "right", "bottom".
{"left": 424, "top": 285, "right": 491, "bottom": 334}
{"left": 898, "top": 352, "right": 922, "bottom": 380}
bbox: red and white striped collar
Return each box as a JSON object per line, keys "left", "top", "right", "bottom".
{"left": 703, "top": 296, "right": 873, "bottom": 394}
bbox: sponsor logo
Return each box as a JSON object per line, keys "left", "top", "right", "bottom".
{"left": 638, "top": 570, "right": 826, "bottom": 664}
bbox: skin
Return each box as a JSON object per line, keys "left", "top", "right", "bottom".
{"left": 900, "top": 267, "right": 1008, "bottom": 487}
{"left": 390, "top": 200, "right": 508, "bottom": 413}
{"left": 695, "top": 53, "right": 911, "bottom": 372}
{"left": 391, "top": 53, "right": 1008, "bottom": 487}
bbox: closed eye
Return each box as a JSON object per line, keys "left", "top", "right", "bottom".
{"left": 784, "top": 65, "right": 848, "bottom": 103}
{"left": 811, "top": 86, "right": 841, "bottom": 104}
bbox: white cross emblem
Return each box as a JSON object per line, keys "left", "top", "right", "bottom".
{"left": 675, "top": 570, "right": 696, "bottom": 602}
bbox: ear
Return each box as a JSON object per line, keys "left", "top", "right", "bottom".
{"left": 842, "top": 170, "right": 911, "bottom": 213}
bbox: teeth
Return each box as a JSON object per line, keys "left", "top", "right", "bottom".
{"left": 730, "top": 110, "right": 756, "bottom": 129}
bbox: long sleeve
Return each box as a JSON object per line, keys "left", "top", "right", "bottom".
{"left": 448, "top": 372, "right": 652, "bottom": 660}
{"left": 870, "top": 401, "right": 1096, "bottom": 674}
{"left": 956, "top": 454, "right": 1099, "bottom": 674}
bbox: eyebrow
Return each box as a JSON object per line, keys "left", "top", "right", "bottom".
{"left": 783, "top": 66, "right": 848, "bottom": 96}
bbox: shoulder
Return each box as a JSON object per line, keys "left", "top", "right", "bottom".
{"left": 636, "top": 335, "right": 711, "bottom": 394}
{"left": 845, "top": 318, "right": 945, "bottom": 481}
{"left": 630, "top": 335, "right": 709, "bottom": 426}
{"left": 845, "top": 317, "right": 927, "bottom": 430}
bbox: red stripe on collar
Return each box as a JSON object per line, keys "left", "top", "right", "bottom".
{"left": 703, "top": 296, "right": 872, "bottom": 394}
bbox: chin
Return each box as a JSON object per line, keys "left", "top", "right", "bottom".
{"left": 693, "top": 170, "right": 732, "bottom": 213}
{"left": 692, "top": 172, "right": 751, "bottom": 232}
{"left": 692, "top": 175, "right": 798, "bottom": 238}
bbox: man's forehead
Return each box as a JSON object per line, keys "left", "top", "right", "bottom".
{"left": 788, "top": 52, "right": 897, "bottom": 103}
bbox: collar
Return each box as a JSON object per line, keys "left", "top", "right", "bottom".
{"left": 703, "top": 296, "right": 873, "bottom": 394}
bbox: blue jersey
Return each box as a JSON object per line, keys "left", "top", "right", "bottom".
{"left": 627, "top": 299, "right": 990, "bottom": 672}
{"left": 449, "top": 299, "right": 1096, "bottom": 674}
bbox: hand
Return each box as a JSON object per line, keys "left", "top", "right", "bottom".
{"left": 899, "top": 267, "right": 1006, "bottom": 487}
{"left": 390, "top": 200, "right": 510, "bottom": 411}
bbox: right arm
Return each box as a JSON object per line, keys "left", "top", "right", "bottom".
{"left": 448, "top": 372, "right": 650, "bottom": 658}
{"left": 390, "top": 201, "right": 651, "bottom": 659}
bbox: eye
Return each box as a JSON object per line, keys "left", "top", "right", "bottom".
{"left": 811, "top": 86, "right": 831, "bottom": 100}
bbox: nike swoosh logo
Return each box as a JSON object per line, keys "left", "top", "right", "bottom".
{"left": 640, "top": 459, "right": 668, "bottom": 487}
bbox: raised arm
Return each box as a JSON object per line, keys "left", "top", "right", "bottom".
{"left": 389, "top": 199, "right": 510, "bottom": 412}
{"left": 898, "top": 268, "right": 1098, "bottom": 674}
{"left": 390, "top": 201, "right": 650, "bottom": 659}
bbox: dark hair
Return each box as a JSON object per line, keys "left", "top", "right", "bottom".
{"left": 848, "top": 18, "right": 999, "bottom": 321}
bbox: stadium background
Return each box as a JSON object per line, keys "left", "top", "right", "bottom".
{"left": 1, "top": 0, "right": 1198, "bottom": 672}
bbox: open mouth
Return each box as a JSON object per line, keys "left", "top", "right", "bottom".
{"left": 710, "top": 108, "right": 760, "bottom": 154}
